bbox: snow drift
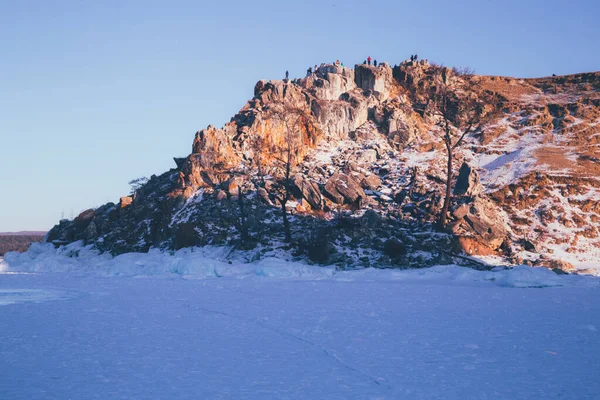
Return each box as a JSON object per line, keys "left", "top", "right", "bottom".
{"left": 2, "top": 242, "right": 597, "bottom": 289}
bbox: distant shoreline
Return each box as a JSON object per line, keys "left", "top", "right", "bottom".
{"left": 0, "top": 233, "right": 46, "bottom": 256}
{"left": 0, "top": 231, "right": 47, "bottom": 236}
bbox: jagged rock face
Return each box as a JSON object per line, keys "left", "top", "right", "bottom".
{"left": 191, "top": 125, "right": 239, "bottom": 169}
{"left": 180, "top": 62, "right": 401, "bottom": 191}
{"left": 311, "top": 97, "right": 368, "bottom": 140}
{"left": 309, "top": 65, "right": 356, "bottom": 100}
{"left": 375, "top": 102, "right": 423, "bottom": 148}
{"left": 46, "top": 59, "right": 600, "bottom": 273}
{"left": 354, "top": 64, "right": 394, "bottom": 97}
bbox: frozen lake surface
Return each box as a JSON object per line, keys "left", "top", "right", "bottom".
{"left": 1, "top": 265, "right": 600, "bottom": 399}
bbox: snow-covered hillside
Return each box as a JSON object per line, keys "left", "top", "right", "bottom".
{"left": 1, "top": 246, "right": 600, "bottom": 399}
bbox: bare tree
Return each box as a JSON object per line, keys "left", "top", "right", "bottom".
{"left": 128, "top": 176, "right": 148, "bottom": 195}
{"left": 236, "top": 185, "right": 249, "bottom": 243}
{"left": 230, "top": 131, "right": 275, "bottom": 247}
{"left": 426, "top": 66, "right": 497, "bottom": 229}
{"left": 249, "top": 135, "right": 267, "bottom": 184}
{"left": 230, "top": 149, "right": 255, "bottom": 246}
{"left": 267, "top": 103, "right": 310, "bottom": 242}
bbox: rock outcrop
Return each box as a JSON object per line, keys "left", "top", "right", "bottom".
{"left": 324, "top": 173, "right": 366, "bottom": 205}
{"left": 454, "top": 162, "right": 483, "bottom": 197}
{"left": 452, "top": 198, "right": 507, "bottom": 252}
{"left": 45, "top": 59, "right": 600, "bottom": 274}
{"left": 292, "top": 175, "right": 323, "bottom": 210}
{"left": 354, "top": 63, "right": 394, "bottom": 97}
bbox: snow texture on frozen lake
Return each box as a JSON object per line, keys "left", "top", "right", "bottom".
{"left": 1, "top": 245, "right": 600, "bottom": 399}
{"left": 0, "top": 287, "right": 70, "bottom": 306}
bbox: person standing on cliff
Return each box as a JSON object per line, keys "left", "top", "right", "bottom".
{"left": 285, "top": 70, "right": 289, "bottom": 80}
{"left": 367, "top": 56, "right": 371, "bottom": 65}
{"left": 374, "top": 59, "right": 378, "bottom": 67}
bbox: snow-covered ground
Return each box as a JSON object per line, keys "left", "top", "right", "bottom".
{"left": 1, "top": 245, "right": 600, "bottom": 399}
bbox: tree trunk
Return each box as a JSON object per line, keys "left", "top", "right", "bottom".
{"left": 282, "top": 148, "right": 292, "bottom": 242}
{"left": 281, "top": 199, "right": 291, "bottom": 242}
{"left": 237, "top": 186, "right": 248, "bottom": 242}
{"left": 408, "top": 166, "right": 418, "bottom": 199}
{"left": 438, "top": 146, "right": 453, "bottom": 229}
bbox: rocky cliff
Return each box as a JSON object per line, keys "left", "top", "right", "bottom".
{"left": 46, "top": 59, "right": 600, "bottom": 273}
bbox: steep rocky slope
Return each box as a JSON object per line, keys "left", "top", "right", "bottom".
{"left": 473, "top": 72, "right": 600, "bottom": 272}
{"left": 46, "top": 59, "right": 600, "bottom": 273}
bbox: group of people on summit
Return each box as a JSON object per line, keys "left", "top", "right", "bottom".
{"left": 285, "top": 54, "right": 419, "bottom": 80}
{"left": 363, "top": 56, "right": 377, "bottom": 66}
{"left": 303, "top": 57, "right": 384, "bottom": 78}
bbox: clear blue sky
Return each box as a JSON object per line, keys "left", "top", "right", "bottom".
{"left": 1, "top": 0, "right": 598, "bottom": 232}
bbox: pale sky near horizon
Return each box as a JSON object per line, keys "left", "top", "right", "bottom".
{"left": 1, "top": 0, "right": 599, "bottom": 232}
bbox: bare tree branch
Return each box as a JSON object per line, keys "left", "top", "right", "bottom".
{"left": 425, "top": 66, "right": 499, "bottom": 229}
{"left": 262, "top": 102, "right": 312, "bottom": 242}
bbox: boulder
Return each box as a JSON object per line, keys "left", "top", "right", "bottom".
{"left": 534, "top": 258, "right": 576, "bottom": 273}
{"left": 216, "top": 190, "right": 228, "bottom": 201}
{"left": 226, "top": 176, "right": 245, "bottom": 197}
{"left": 94, "top": 203, "right": 115, "bottom": 218}
{"left": 454, "top": 162, "right": 483, "bottom": 197}
{"left": 463, "top": 199, "right": 506, "bottom": 249}
{"left": 323, "top": 180, "right": 345, "bottom": 204}
{"left": 120, "top": 196, "right": 133, "bottom": 209}
{"left": 361, "top": 174, "right": 382, "bottom": 190}
{"left": 357, "top": 149, "right": 378, "bottom": 164}
{"left": 292, "top": 174, "right": 323, "bottom": 210}
{"left": 82, "top": 221, "right": 98, "bottom": 240}
{"left": 74, "top": 209, "right": 95, "bottom": 228}
{"left": 456, "top": 236, "right": 496, "bottom": 256}
{"left": 349, "top": 171, "right": 366, "bottom": 184}
{"left": 520, "top": 238, "right": 537, "bottom": 252}
{"left": 452, "top": 197, "right": 507, "bottom": 251}
{"left": 383, "top": 238, "right": 406, "bottom": 258}
{"left": 452, "top": 203, "right": 470, "bottom": 219}
{"left": 324, "top": 173, "right": 366, "bottom": 205}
